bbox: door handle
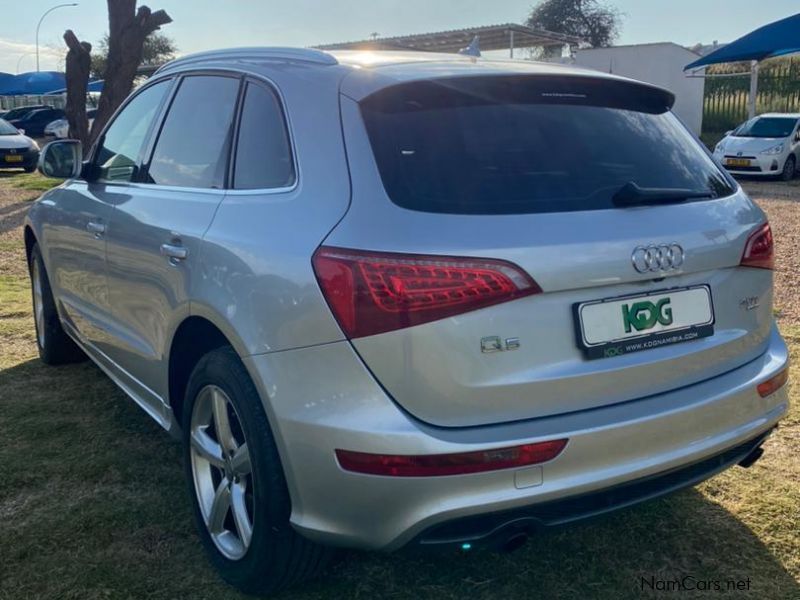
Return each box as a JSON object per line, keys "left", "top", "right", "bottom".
{"left": 160, "top": 243, "right": 188, "bottom": 261}
{"left": 86, "top": 221, "right": 106, "bottom": 237}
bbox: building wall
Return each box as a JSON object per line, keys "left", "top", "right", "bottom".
{"left": 574, "top": 43, "right": 705, "bottom": 134}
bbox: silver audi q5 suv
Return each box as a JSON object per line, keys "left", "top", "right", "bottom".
{"left": 27, "top": 48, "right": 789, "bottom": 594}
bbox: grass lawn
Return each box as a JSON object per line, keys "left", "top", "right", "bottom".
{"left": 0, "top": 170, "right": 63, "bottom": 193}
{"left": 0, "top": 173, "right": 798, "bottom": 599}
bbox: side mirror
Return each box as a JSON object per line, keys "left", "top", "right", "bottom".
{"left": 17, "top": 128, "right": 25, "bottom": 135}
{"left": 724, "top": 130, "right": 733, "bottom": 136}
{"left": 39, "top": 140, "right": 83, "bottom": 179}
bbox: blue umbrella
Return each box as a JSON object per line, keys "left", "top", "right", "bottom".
{"left": 44, "top": 79, "right": 105, "bottom": 95}
{"left": 685, "top": 13, "right": 800, "bottom": 69}
{"left": 0, "top": 71, "right": 66, "bottom": 95}
{"left": 0, "top": 72, "right": 14, "bottom": 90}
{"left": 684, "top": 13, "right": 800, "bottom": 118}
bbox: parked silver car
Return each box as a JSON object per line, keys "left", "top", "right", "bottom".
{"left": 0, "top": 118, "right": 39, "bottom": 172}
{"left": 27, "top": 48, "right": 789, "bottom": 594}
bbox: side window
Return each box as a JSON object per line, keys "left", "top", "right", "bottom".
{"left": 94, "top": 80, "right": 170, "bottom": 182}
{"left": 146, "top": 75, "right": 240, "bottom": 189}
{"left": 233, "top": 81, "right": 295, "bottom": 189}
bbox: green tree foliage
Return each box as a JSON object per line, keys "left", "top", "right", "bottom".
{"left": 526, "top": 0, "right": 621, "bottom": 47}
{"left": 90, "top": 32, "right": 176, "bottom": 79}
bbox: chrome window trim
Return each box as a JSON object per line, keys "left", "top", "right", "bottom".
{"left": 87, "top": 66, "right": 301, "bottom": 195}
{"left": 223, "top": 183, "right": 298, "bottom": 196}
{"left": 227, "top": 72, "right": 300, "bottom": 195}
{"left": 123, "top": 181, "right": 228, "bottom": 196}
{"left": 125, "top": 67, "right": 300, "bottom": 195}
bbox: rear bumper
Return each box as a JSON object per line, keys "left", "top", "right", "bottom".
{"left": 243, "top": 324, "right": 789, "bottom": 551}
{"left": 413, "top": 429, "right": 771, "bottom": 550}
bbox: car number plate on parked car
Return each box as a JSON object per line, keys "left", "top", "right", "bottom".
{"left": 574, "top": 286, "right": 714, "bottom": 360}
{"left": 725, "top": 158, "right": 751, "bottom": 167}
{"left": 4, "top": 155, "right": 23, "bottom": 163}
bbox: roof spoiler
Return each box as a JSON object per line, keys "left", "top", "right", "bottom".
{"left": 360, "top": 74, "right": 676, "bottom": 115}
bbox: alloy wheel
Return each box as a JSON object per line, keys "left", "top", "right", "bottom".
{"left": 31, "top": 259, "right": 45, "bottom": 349}
{"left": 190, "top": 385, "right": 255, "bottom": 560}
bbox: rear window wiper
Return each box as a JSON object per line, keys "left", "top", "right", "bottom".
{"left": 611, "top": 181, "right": 715, "bottom": 207}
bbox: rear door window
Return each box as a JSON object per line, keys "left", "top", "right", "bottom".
{"left": 146, "top": 75, "right": 240, "bottom": 189}
{"left": 232, "top": 81, "right": 295, "bottom": 189}
{"left": 360, "top": 76, "right": 734, "bottom": 215}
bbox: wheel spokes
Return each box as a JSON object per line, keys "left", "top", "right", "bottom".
{"left": 208, "top": 478, "right": 232, "bottom": 534}
{"left": 211, "top": 389, "right": 238, "bottom": 453}
{"left": 231, "top": 481, "right": 253, "bottom": 548}
{"left": 32, "top": 262, "right": 45, "bottom": 345}
{"left": 190, "top": 428, "right": 226, "bottom": 469}
{"left": 231, "top": 443, "right": 251, "bottom": 476}
{"left": 190, "top": 384, "right": 254, "bottom": 560}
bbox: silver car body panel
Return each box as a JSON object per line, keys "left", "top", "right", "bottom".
{"left": 244, "top": 325, "right": 787, "bottom": 550}
{"left": 330, "top": 96, "right": 771, "bottom": 427}
{"left": 24, "top": 48, "right": 790, "bottom": 550}
{"left": 100, "top": 182, "right": 224, "bottom": 406}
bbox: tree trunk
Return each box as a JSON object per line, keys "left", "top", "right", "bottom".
{"left": 89, "top": 0, "right": 172, "bottom": 145}
{"left": 63, "top": 30, "right": 92, "bottom": 147}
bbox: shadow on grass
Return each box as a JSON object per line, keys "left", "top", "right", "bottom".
{"left": 0, "top": 357, "right": 797, "bottom": 599}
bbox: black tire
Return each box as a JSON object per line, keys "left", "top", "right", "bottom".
{"left": 182, "top": 347, "right": 330, "bottom": 595}
{"left": 28, "top": 243, "right": 86, "bottom": 365}
{"left": 780, "top": 155, "right": 796, "bottom": 181}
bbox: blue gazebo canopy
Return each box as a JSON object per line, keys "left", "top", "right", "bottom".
{"left": 44, "top": 79, "right": 104, "bottom": 95}
{"left": 685, "top": 12, "right": 800, "bottom": 70}
{"left": 0, "top": 71, "right": 66, "bottom": 95}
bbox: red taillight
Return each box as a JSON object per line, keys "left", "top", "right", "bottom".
{"left": 757, "top": 368, "right": 789, "bottom": 397}
{"left": 741, "top": 223, "right": 774, "bottom": 270}
{"left": 312, "top": 246, "right": 541, "bottom": 338}
{"left": 335, "top": 439, "right": 567, "bottom": 477}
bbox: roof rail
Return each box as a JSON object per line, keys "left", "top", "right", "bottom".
{"left": 154, "top": 47, "right": 338, "bottom": 75}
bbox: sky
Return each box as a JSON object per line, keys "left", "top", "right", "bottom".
{"left": 0, "top": 0, "right": 798, "bottom": 74}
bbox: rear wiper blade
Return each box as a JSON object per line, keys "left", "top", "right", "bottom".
{"left": 611, "top": 181, "right": 715, "bottom": 207}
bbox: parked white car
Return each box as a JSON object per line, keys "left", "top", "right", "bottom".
{"left": 44, "top": 108, "right": 97, "bottom": 139}
{"left": 713, "top": 113, "right": 800, "bottom": 180}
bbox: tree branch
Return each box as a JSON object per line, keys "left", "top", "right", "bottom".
{"left": 144, "top": 9, "right": 172, "bottom": 33}
{"left": 63, "top": 30, "right": 92, "bottom": 146}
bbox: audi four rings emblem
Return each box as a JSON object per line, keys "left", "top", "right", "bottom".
{"left": 632, "top": 244, "right": 685, "bottom": 273}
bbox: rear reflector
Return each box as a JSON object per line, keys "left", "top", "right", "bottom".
{"left": 312, "top": 246, "right": 541, "bottom": 338}
{"left": 741, "top": 222, "right": 774, "bottom": 270}
{"left": 757, "top": 368, "right": 789, "bottom": 397}
{"left": 335, "top": 439, "right": 568, "bottom": 477}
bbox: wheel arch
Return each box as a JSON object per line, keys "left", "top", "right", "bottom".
{"left": 24, "top": 225, "right": 37, "bottom": 265}
{"left": 168, "top": 314, "right": 246, "bottom": 427}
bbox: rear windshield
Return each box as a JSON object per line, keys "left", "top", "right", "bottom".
{"left": 360, "top": 76, "right": 734, "bottom": 214}
{"left": 734, "top": 116, "right": 798, "bottom": 138}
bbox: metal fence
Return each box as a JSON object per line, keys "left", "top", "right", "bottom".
{"left": 0, "top": 94, "right": 66, "bottom": 111}
{"left": 703, "top": 58, "right": 800, "bottom": 134}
